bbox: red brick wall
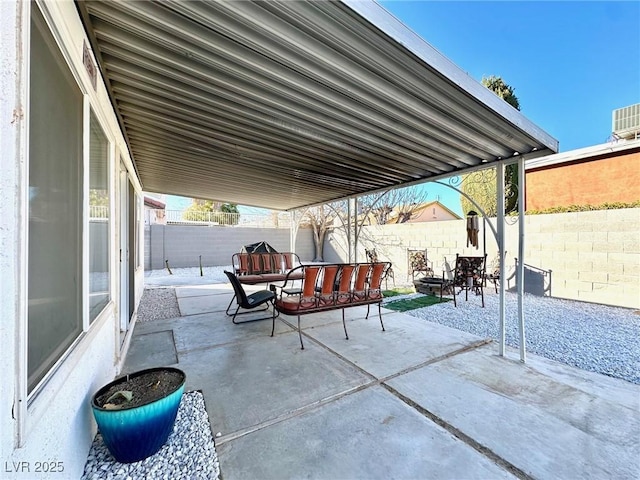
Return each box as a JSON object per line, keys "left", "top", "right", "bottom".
{"left": 526, "top": 149, "right": 640, "bottom": 210}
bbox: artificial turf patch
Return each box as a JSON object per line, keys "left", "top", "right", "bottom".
{"left": 384, "top": 295, "right": 451, "bottom": 311}
{"left": 382, "top": 288, "right": 415, "bottom": 297}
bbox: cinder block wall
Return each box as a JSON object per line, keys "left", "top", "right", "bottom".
{"left": 145, "top": 225, "right": 315, "bottom": 270}
{"left": 328, "top": 209, "right": 639, "bottom": 309}
{"left": 515, "top": 209, "right": 639, "bottom": 308}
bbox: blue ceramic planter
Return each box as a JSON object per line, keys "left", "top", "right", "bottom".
{"left": 91, "top": 367, "right": 186, "bottom": 463}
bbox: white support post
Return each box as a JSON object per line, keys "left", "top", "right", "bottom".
{"left": 496, "top": 163, "right": 506, "bottom": 357}
{"left": 517, "top": 157, "right": 527, "bottom": 363}
{"left": 347, "top": 198, "right": 353, "bottom": 262}
{"left": 289, "top": 211, "right": 295, "bottom": 254}
{"left": 350, "top": 197, "right": 358, "bottom": 263}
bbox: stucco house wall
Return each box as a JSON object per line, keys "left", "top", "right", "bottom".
{"left": 1, "top": 2, "right": 145, "bottom": 478}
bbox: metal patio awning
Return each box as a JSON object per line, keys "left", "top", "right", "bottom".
{"left": 77, "top": 0, "right": 558, "bottom": 211}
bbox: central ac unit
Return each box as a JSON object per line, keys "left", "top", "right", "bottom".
{"left": 612, "top": 103, "right": 640, "bottom": 140}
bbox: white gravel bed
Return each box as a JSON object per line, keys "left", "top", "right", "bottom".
{"left": 139, "top": 266, "right": 231, "bottom": 322}
{"left": 137, "top": 288, "right": 181, "bottom": 322}
{"left": 404, "top": 290, "right": 640, "bottom": 385}
{"left": 82, "top": 391, "right": 219, "bottom": 480}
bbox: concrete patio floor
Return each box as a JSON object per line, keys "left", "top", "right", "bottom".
{"left": 124, "top": 282, "right": 640, "bottom": 480}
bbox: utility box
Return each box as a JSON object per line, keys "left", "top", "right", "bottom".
{"left": 612, "top": 103, "right": 640, "bottom": 140}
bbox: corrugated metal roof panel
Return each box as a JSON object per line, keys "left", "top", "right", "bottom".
{"left": 78, "top": 0, "right": 557, "bottom": 210}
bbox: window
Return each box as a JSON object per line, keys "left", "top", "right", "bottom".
{"left": 89, "top": 111, "right": 110, "bottom": 322}
{"left": 28, "top": 9, "right": 83, "bottom": 393}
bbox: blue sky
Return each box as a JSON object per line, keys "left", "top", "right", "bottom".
{"left": 381, "top": 1, "right": 639, "bottom": 152}
{"left": 166, "top": 1, "right": 639, "bottom": 215}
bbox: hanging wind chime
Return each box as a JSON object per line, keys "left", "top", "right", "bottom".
{"left": 466, "top": 210, "right": 479, "bottom": 249}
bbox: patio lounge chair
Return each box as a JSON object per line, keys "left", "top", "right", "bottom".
{"left": 224, "top": 271, "right": 278, "bottom": 324}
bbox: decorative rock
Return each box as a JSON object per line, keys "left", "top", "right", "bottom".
{"left": 82, "top": 391, "right": 220, "bottom": 480}
{"left": 407, "top": 290, "right": 639, "bottom": 384}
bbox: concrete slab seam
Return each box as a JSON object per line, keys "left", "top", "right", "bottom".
{"left": 179, "top": 306, "right": 234, "bottom": 317}
{"left": 177, "top": 290, "right": 233, "bottom": 299}
{"left": 381, "top": 383, "right": 534, "bottom": 480}
{"left": 175, "top": 331, "right": 285, "bottom": 356}
{"left": 288, "top": 321, "right": 492, "bottom": 387}
{"left": 214, "top": 379, "right": 379, "bottom": 446}
{"left": 211, "top": 336, "right": 494, "bottom": 447}
{"left": 378, "top": 338, "right": 493, "bottom": 384}
{"left": 214, "top": 342, "right": 496, "bottom": 464}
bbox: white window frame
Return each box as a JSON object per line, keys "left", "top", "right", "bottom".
{"left": 16, "top": 1, "right": 117, "bottom": 446}
{"left": 86, "top": 105, "right": 113, "bottom": 324}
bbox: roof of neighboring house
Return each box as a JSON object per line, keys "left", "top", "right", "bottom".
{"left": 144, "top": 196, "right": 166, "bottom": 209}
{"left": 408, "top": 200, "right": 462, "bottom": 220}
{"left": 526, "top": 138, "right": 640, "bottom": 171}
{"left": 385, "top": 200, "right": 461, "bottom": 223}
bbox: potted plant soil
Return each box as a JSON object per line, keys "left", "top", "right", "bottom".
{"left": 91, "top": 367, "right": 186, "bottom": 463}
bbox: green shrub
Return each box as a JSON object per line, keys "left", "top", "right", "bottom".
{"left": 523, "top": 200, "right": 640, "bottom": 216}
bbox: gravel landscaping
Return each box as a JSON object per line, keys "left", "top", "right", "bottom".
{"left": 83, "top": 391, "right": 219, "bottom": 480}
{"left": 387, "top": 290, "right": 640, "bottom": 385}
{"left": 137, "top": 287, "right": 181, "bottom": 322}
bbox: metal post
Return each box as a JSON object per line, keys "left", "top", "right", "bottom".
{"left": 347, "top": 198, "right": 353, "bottom": 262}
{"left": 496, "top": 163, "right": 506, "bottom": 357}
{"left": 351, "top": 197, "right": 358, "bottom": 263}
{"left": 289, "top": 211, "right": 295, "bottom": 254}
{"left": 517, "top": 157, "right": 527, "bottom": 363}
